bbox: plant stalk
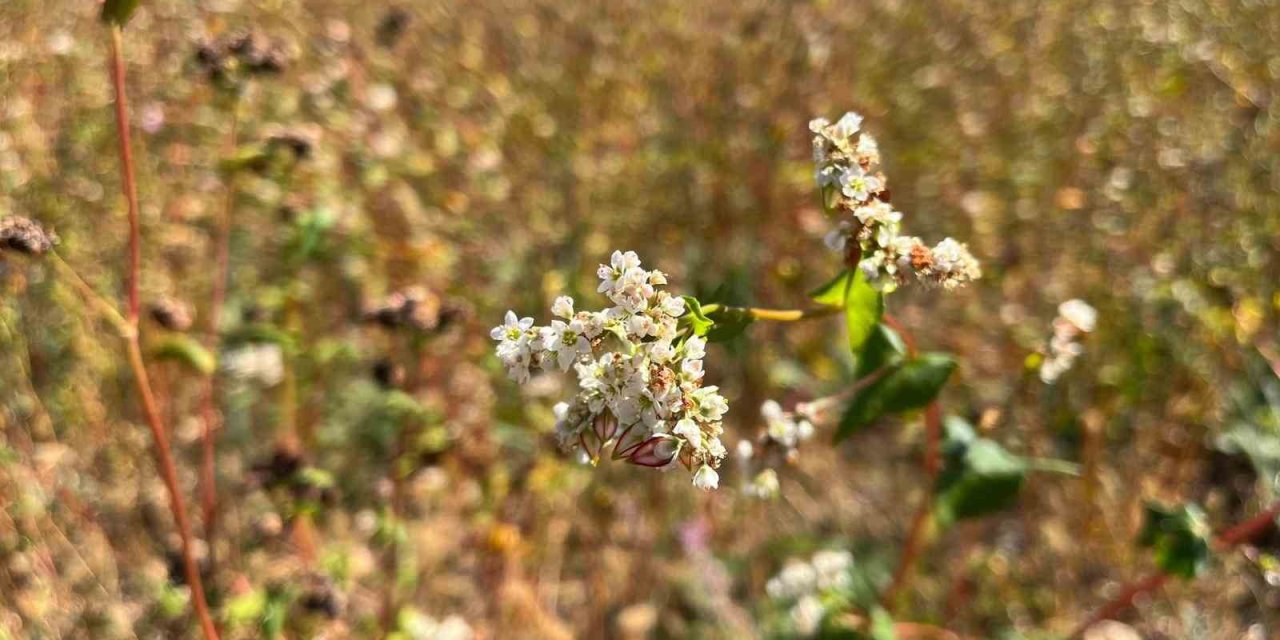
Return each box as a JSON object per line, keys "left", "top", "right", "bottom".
{"left": 109, "top": 25, "right": 221, "bottom": 640}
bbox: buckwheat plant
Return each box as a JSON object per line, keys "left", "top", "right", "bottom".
{"left": 813, "top": 113, "right": 981, "bottom": 291}
{"left": 493, "top": 251, "right": 730, "bottom": 489}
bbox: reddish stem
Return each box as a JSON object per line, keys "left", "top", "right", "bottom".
{"left": 109, "top": 26, "right": 220, "bottom": 640}
{"left": 198, "top": 104, "right": 239, "bottom": 563}
{"left": 1070, "top": 500, "right": 1280, "bottom": 638}
{"left": 879, "top": 314, "right": 943, "bottom": 611}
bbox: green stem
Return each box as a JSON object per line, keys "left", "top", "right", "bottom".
{"left": 700, "top": 303, "right": 840, "bottom": 323}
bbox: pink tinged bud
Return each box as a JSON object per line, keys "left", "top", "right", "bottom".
{"left": 626, "top": 437, "right": 678, "bottom": 468}
{"left": 592, "top": 412, "right": 619, "bottom": 442}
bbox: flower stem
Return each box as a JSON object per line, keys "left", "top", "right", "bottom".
{"left": 108, "top": 25, "right": 221, "bottom": 640}
{"left": 1070, "top": 499, "right": 1280, "bottom": 637}
{"left": 198, "top": 97, "right": 241, "bottom": 566}
{"left": 699, "top": 303, "right": 840, "bottom": 322}
{"left": 879, "top": 314, "right": 943, "bottom": 611}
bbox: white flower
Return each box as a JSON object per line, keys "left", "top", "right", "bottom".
{"left": 673, "top": 418, "right": 703, "bottom": 450}
{"left": 812, "top": 550, "right": 853, "bottom": 589}
{"left": 832, "top": 111, "right": 863, "bottom": 141}
{"left": 790, "top": 595, "right": 824, "bottom": 637}
{"left": 683, "top": 335, "right": 707, "bottom": 361}
{"left": 540, "top": 319, "right": 592, "bottom": 371}
{"left": 855, "top": 132, "right": 879, "bottom": 162}
{"left": 768, "top": 562, "right": 817, "bottom": 600}
{"left": 692, "top": 465, "right": 719, "bottom": 490}
{"left": 491, "top": 310, "right": 534, "bottom": 342}
{"left": 745, "top": 468, "right": 780, "bottom": 499}
{"left": 839, "top": 164, "right": 883, "bottom": 202}
{"left": 597, "top": 250, "right": 643, "bottom": 294}
{"left": 692, "top": 387, "right": 729, "bottom": 422}
{"left": 1058, "top": 299, "right": 1097, "bottom": 333}
{"left": 808, "top": 117, "right": 831, "bottom": 134}
{"left": 551, "top": 295, "right": 575, "bottom": 320}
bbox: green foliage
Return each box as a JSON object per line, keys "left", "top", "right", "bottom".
{"left": 680, "top": 296, "right": 714, "bottom": 336}
{"left": 706, "top": 306, "right": 755, "bottom": 343}
{"left": 101, "top": 0, "right": 141, "bottom": 26}
{"left": 679, "top": 296, "right": 755, "bottom": 343}
{"left": 836, "top": 354, "right": 955, "bottom": 442}
{"left": 1138, "top": 502, "right": 1212, "bottom": 579}
{"left": 810, "top": 269, "right": 883, "bottom": 353}
{"left": 149, "top": 335, "right": 216, "bottom": 375}
{"left": 1216, "top": 423, "right": 1280, "bottom": 498}
{"left": 854, "top": 324, "right": 907, "bottom": 379}
{"left": 934, "top": 417, "right": 1027, "bottom": 526}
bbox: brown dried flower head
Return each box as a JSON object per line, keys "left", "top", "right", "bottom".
{"left": 148, "top": 298, "right": 195, "bottom": 332}
{"left": 0, "top": 216, "right": 59, "bottom": 256}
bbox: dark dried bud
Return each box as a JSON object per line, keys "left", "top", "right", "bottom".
{"left": 250, "top": 448, "right": 305, "bottom": 489}
{"left": 371, "top": 358, "right": 405, "bottom": 389}
{"left": 148, "top": 298, "right": 194, "bottom": 332}
{"left": 1, "top": 216, "right": 58, "bottom": 256}
{"left": 376, "top": 8, "right": 411, "bottom": 48}
{"left": 265, "top": 130, "right": 315, "bottom": 160}
{"left": 362, "top": 286, "right": 462, "bottom": 334}
{"left": 299, "top": 575, "right": 344, "bottom": 619}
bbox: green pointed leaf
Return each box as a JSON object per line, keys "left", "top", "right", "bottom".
{"left": 844, "top": 270, "right": 883, "bottom": 353}
{"left": 854, "top": 323, "right": 907, "bottom": 379}
{"left": 836, "top": 353, "right": 956, "bottom": 441}
{"left": 102, "top": 0, "right": 141, "bottom": 25}
{"left": 810, "top": 270, "right": 854, "bottom": 307}
{"left": 679, "top": 296, "right": 714, "bottom": 336}
{"left": 150, "top": 335, "right": 216, "bottom": 376}
{"left": 1138, "top": 502, "right": 1212, "bottom": 579}
{"left": 869, "top": 607, "right": 897, "bottom": 640}
{"left": 934, "top": 435, "right": 1027, "bottom": 526}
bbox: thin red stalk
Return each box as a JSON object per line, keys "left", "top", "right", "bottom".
{"left": 109, "top": 27, "right": 141, "bottom": 323}
{"left": 1070, "top": 500, "right": 1280, "bottom": 638}
{"left": 109, "top": 26, "right": 221, "bottom": 640}
{"left": 879, "top": 314, "right": 943, "bottom": 611}
{"left": 198, "top": 103, "right": 240, "bottom": 561}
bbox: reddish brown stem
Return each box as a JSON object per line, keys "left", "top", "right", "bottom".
{"left": 1070, "top": 500, "right": 1280, "bottom": 638}
{"left": 109, "top": 27, "right": 141, "bottom": 323}
{"left": 109, "top": 26, "right": 220, "bottom": 640}
{"left": 198, "top": 103, "right": 240, "bottom": 562}
{"left": 879, "top": 314, "right": 943, "bottom": 611}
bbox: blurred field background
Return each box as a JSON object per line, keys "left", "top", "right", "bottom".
{"left": 3, "top": 0, "right": 1280, "bottom": 638}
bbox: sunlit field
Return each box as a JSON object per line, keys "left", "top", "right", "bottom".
{"left": 3, "top": 1, "right": 1280, "bottom": 638}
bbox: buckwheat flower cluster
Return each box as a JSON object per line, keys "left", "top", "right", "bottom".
{"left": 765, "top": 549, "right": 856, "bottom": 637}
{"left": 1039, "top": 299, "right": 1097, "bottom": 384}
{"left": 811, "top": 113, "right": 981, "bottom": 291}
{"left": 491, "top": 251, "right": 729, "bottom": 490}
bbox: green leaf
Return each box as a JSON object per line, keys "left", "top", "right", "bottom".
{"left": 102, "top": 0, "right": 141, "bottom": 26}
{"left": 854, "top": 323, "right": 907, "bottom": 379}
{"left": 706, "top": 307, "right": 755, "bottom": 343}
{"left": 680, "top": 296, "right": 714, "bottom": 336}
{"left": 809, "top": 268, "right": 882, "bottom": 351}
{"left": 1138, "top": 502, "right": 1212, "bottom": 579}
{"left": 835, "top": 353, "right": 956, "bottom": 441}
{"left": 869, "top": 607, "right": 897, "bottom": 640}
{"left": 844, "top": 270, "right": 883, "bottom": 353}
{"left": 810, "top": 270, "right": 854, "bottom": 307}
{"left": 934, "top": 436, "right": 1027, "bottom": 526}
{"left": 150, "top": 335, "right": 216, "bottom": 375}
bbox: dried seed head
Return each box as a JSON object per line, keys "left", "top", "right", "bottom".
{"left": 148, "top": 298, "right": 194, "bottom": 332}
{"left": 909, "top": 243, "right": 934, "bottom": 271}
{"left": 376, "top": 8, "right": 411, "bottom": 48}
{"left": 264, "top": 129, "right": 316, "bottom": 160}
{"left": 299, "top": 574, "right": 344, "bottom": 619}
{"left": 0, "top": 216, "right": 58, "bottom": 256}
{"left": 362, "top": 286, "right": 462, "bottom": 333}
{"left": 371, "top": 357, "right": 405, "bottom": 389}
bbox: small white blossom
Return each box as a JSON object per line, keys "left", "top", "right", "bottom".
{"left": 692, "top": 464, "right": 719, "bottom": 490}
{"left": 838, "top": 164, "right": 883, "bottom": 202}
